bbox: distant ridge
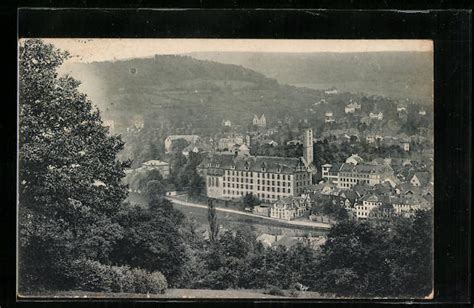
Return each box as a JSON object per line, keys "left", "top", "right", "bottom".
{"left": 186, "top": 51, "right": 433, "bottom": 104}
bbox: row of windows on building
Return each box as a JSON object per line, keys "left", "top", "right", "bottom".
{"left": 223, "top": 170, "right": 309, "bottom": 181}
{"left": 224, "top": 177, "right": 292, "bottom": 186}
{"left": 223, "top": 190, "right": 287, "bottom": 201}
{"left": 222, "top": 183, "right": 293, "bottom": 193}
{"left": 208, "top": 177, "right": 220, "bottom": 187}
{"left": 339, "top": 173, "right": 373, "bottom": 178}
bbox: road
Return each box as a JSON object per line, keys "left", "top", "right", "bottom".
{"left": 165, "top": 196, "right": 331, "bottom": 230}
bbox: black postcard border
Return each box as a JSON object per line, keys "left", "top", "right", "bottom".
{"left": 1, "top": 6, "right": 471, "bottom": 308}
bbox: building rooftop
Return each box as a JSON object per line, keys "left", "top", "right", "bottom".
{"left": 199, "top": 153, "right": 308, "bottom": 174}
{"left": 142, "top": 160, "right": 169, "bottom": 167}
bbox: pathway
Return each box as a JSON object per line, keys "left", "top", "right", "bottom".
{"left": 165, "top": 196, "right": 331, "bottom": 230}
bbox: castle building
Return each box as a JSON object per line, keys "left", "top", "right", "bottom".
{"left": 198, "top": 129, "right": 315, "bottom": 203}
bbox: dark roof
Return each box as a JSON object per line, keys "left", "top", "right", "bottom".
{"left": 199, "top": 153, "right": 308, "bottom": 174}
{"left": 411, "top": 171, "right": 432, "bottom": 186}
{"left": 330, "top": 163, "right": 392, "bottom": 174}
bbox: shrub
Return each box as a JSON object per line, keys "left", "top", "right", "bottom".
{"left": 131, "top": 268, "right": 168, "bottom": 294}
{"left": 288, "top": 283, "right": 300, "bottom": 298}
{"left": 265, "top": 285, "right": 285, "bottom": 296}
{"left": 66, "top": 259, "right": 167, "bottom": 294}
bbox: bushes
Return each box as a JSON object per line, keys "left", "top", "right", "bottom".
{"left": 67, "top": 259, "right": 167, "bottom": 294}
{"left": 265, "top": 285, "right": 285, "bottom": 296}
{"left": 131, "top": 268, "right": 168, "bottom": 294}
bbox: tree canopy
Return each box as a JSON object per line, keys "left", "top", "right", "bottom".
{"left": 19, "top": 39, "right": 129, "bottom": 291}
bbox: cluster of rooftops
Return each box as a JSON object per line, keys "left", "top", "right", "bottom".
{"left": 323, "top": 162, "right": 393, "bottom": 174}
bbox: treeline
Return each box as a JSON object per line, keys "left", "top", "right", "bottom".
{"left": 18, "top": 39, "right": 177, "bottom": 294}
{"left": 174, "top": 207, "right": 433, "bottom": 298}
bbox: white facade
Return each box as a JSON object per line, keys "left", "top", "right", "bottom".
{"left": 355, "top": 195, "right": 382, "bottom": 219}
{"left": 253, "top": 114, "right": 267, "bottom": 127}
{"left": 369, "top": 112, "right": 384, "bottom": 120}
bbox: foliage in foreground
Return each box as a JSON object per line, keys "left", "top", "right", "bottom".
{"left": 175, "top": 210, "right": 432, "bottom": 298}
{"left": 18, "top": 39, "right": 169, "bottom": 293}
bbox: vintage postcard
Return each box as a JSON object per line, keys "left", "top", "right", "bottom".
{"left": 18, "top": 38, "right": 434, "bottom": 299}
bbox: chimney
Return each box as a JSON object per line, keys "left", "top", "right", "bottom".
{"left": 303, "top": 128, "right": 314, "bottom": 166}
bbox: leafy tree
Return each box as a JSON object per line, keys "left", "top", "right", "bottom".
{"left": 137, "top": 169, "right": 166, "bottom": 201}
{"left": 188, "top": 172, "right": 205, "bottom": 197}
{"left": 207, "top": 198, "right": 219, "bottom": 243}
{"left": 388, "top": 210, "right": 433, "bottom": 297}
{"left": 18, "top": 39, "right": 129, "bottom": 291}
{"left": 242, "top": 193, "right": 261, "bottom": 209}
{"left": 111, "top": 199, "right": 187, "bottom": 286}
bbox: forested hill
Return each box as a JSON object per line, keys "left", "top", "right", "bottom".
{"left": 59, "top": 55, "right": 327, "bottom": 132}
{"left": 187, "top": 51, "right": 433, "bottom": 105}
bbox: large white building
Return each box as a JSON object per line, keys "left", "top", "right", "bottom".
{"left": 199, "top": 129, "right": 316, "bottom": 203}
{"left": 321, "top": 162, "right": 394, "bottom": 189}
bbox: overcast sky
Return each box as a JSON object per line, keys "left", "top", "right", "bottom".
{"left": 35, "top": 39, "right": 433, "bottom": 63}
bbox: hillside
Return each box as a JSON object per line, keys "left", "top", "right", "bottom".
{"left": 59, "top": 55, "right": 327, "bottom": 132}
{"left": 187, "top": 51, "right": 433, "bottom": 104}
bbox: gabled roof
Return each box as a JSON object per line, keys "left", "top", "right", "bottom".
{"left": 142, "top": 160, "right": 169, "bottom": 167}
{"left": 199, "top": 153, "right": 308, "bottom": 174}
{"left": 411, "top": 171, "right": 431, "bottom": 186}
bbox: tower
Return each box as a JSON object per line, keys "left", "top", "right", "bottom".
{"left": 303, "top": 128, "right": 314, "bottom": 166}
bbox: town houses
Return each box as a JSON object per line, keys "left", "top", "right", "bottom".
{"left": 253, "top": 114, "right": 267, "bottom": 128}
{"left": 155, "top": 95, "right": 433, "bottom": 225}
{"left": 270, "top": 195, "right": 311, "bottom": 220}
{"left": 345, "top": 100, "right": 361, "bottom": 114}
{"left": 321, "top": 161, "right": 394, "bottom": 189}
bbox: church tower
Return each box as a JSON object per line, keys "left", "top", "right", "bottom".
{"left": 303, "top": 128, "right": 314, "bottom": 166}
